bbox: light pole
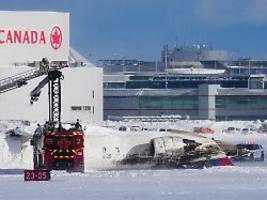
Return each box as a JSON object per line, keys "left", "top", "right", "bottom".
{"left": 122, "top": 56, "right": 126, "bottom": 73}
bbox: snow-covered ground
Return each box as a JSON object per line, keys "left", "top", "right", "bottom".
{"left": 1, "top": 119, "right": 267, "bottom": 199}
{"left": 1, "top": 167, "right": 267, "bottom": 200}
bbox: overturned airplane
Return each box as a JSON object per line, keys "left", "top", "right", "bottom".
{"left": 119, "top": 129, "right": 233, "bottom": 169}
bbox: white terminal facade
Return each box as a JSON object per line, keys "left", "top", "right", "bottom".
{"left": 0, "top": 11, "right": 103, "bottom": 123}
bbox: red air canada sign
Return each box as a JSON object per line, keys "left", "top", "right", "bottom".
{"left": 0, "top": 11, "right": 69, "bottom": 64}
{"left": 0, "top": 25, "right": 63, "bottom": 50}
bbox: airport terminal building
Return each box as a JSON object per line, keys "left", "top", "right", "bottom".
{"left": 104, "top": 73, "right": 267, "bottom": 121}
{"left": 105, "top": 86, "right": 267, "bottom": 121}
{"left": 100, "top": 44, "right": 267, "bottom": 121}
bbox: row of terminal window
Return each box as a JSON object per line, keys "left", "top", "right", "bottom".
{"left": 71, "top": 106, "right": 94, "bottom": 114}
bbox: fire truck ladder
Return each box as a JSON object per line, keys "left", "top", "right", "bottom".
{"left": 0, "top": 62, "right": 67, "bottom": 95}
{"left": 0, "top": 68, "right": 47, "bottom": 94}
{"left": 30, "top": 70, "right": 63, "bottom": 127}
{"left": 48, "top": 71, "right": 63, "bottom": 125}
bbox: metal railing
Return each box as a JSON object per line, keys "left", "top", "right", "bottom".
{"left": 0, "top": 68, "right": 47, "bottom": 94}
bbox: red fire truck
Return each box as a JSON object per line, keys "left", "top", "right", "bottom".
{"left": 30, "top": 67, "right": 84, "bottom": 173}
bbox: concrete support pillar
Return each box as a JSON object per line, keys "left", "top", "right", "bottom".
{"left": 198, "top": 84, "right": 220, "bottom": 120}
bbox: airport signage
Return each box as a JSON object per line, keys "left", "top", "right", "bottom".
{"left": 24, "top": 170, "right": 51, "bottom": 181}
{"left": 0, "top": 11, "right": 69, "bottom": 65}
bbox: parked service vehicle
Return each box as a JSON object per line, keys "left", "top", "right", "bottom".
{"left": 240, "top": 128, "right": 257, "bottom": 135}
{"left": 222, "top": 127, "right": 240, "bottom": 134}
{"left": 193, "top": 127, "right": 215, "bottom": 134}
{"left": 258, "top": 122, "right": 267, "bottom": 133}
{"left": 235, "top": 144, "right": 264, "bottom": 161}
{"left": 216, "top": 140, "right": 264, "bottom": 162}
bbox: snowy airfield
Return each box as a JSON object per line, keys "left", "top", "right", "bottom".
{"left": 1, "top": 120, "right": 267, "bottom": 200}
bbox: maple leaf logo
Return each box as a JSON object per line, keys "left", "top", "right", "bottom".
{"left": 50, "top": 26, "right": 62, "bottom": 50}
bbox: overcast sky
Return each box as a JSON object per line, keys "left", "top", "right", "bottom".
{"left": 2, "top": 0, "right": 267, "bottom": 61}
